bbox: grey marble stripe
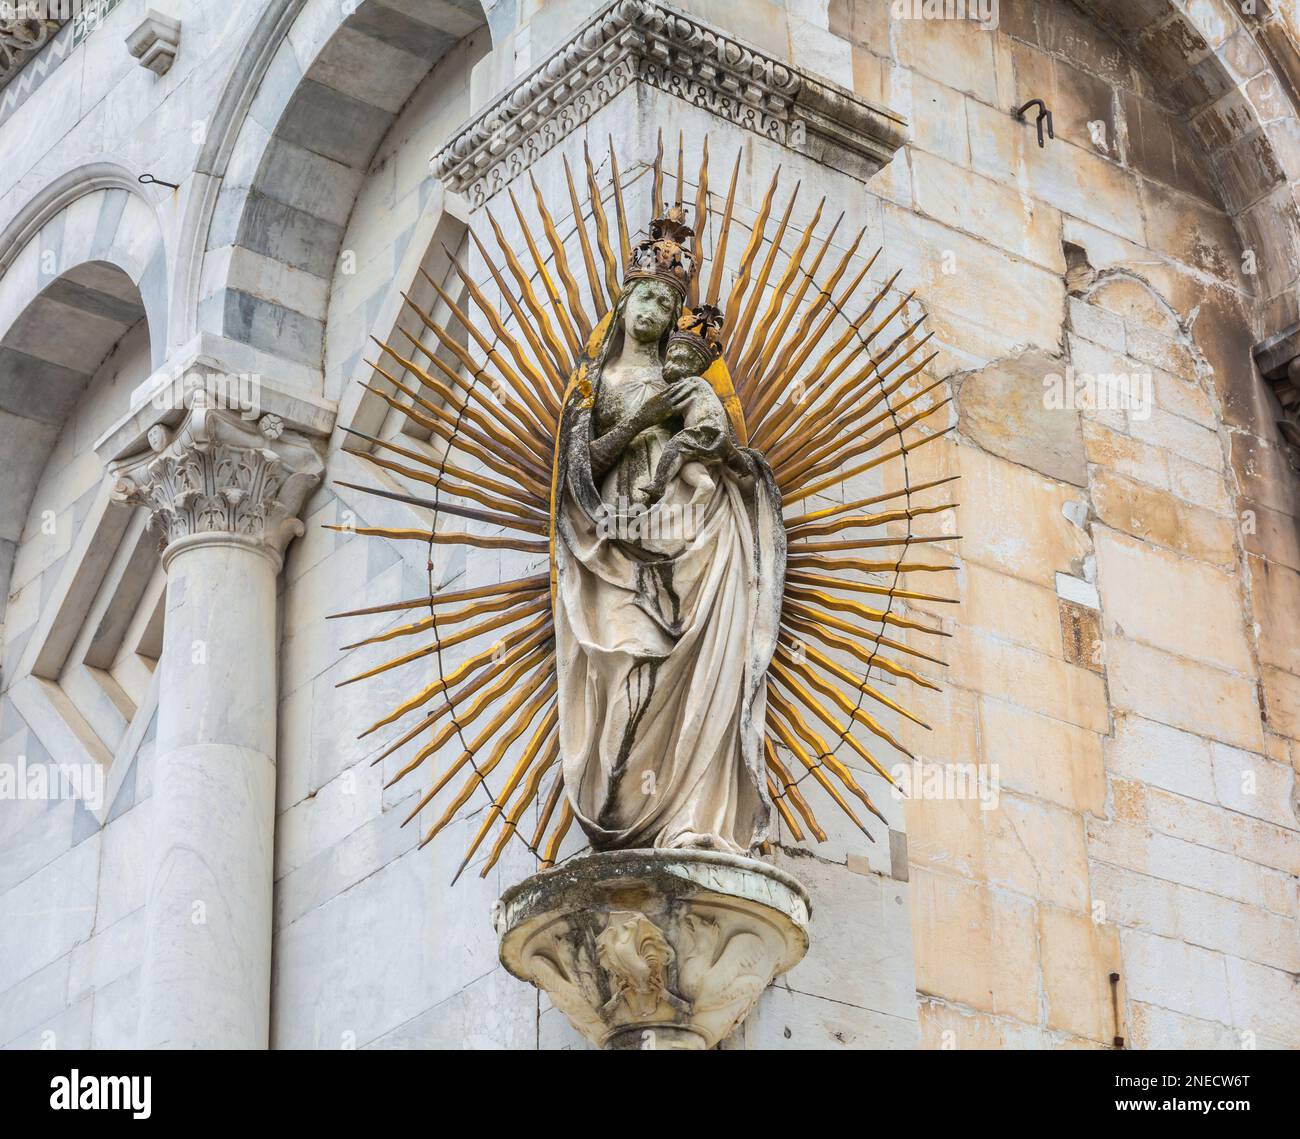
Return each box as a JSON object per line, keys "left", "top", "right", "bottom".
{"left": 235, "top": 190, "right": 344, "bottom": 279}
{"left": 215, "top": 0, "right": 486, "bottom": 360}
{"left": 40, "top": 277, "right": 145, "bottom": 326}
{"left": 256, "top": 136, "right": 363, "bottom": 229}
{"left": 222, "top": 289, "right": 325, "bottom": 366}
{"left": 275, "top": 78, "right": 396, "bottom": 168}
{"left": 344, "top": 4, "right": 459, "bottom": 62}
{"left": 0, "top": 346, "right": 91, "bottom": 424}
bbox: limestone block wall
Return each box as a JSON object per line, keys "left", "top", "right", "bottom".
{"left": 265, "top": 0, "right": 1299, "bottom": 1050}
{"left": 819, "top": 0, "right": 1300, "bottom": 1048}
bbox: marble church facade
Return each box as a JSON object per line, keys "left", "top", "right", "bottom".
{"left": 0, "top": 0, "right": 1298, "bottom": 1049}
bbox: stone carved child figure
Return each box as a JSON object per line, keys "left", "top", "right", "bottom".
{"left": 640, "top": 303, "right": 744, "bottom": 504}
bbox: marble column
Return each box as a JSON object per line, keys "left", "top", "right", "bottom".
{"left": 112, "top": 392, "right": 323, "bottom": 1048}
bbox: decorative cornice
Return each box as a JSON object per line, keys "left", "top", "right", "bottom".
{"left": 1253, "top": 323, "right": 1300, "bottom": 472}
{"left": 111, "top": 391, "right": 325, "bottom": 568}
{"left": 496, "top": 849, "right": 810, "bottom": 1050}
{"left": 431, "top": 0, "right": 906, "bottom": 207}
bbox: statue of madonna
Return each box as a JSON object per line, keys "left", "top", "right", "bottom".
{"left": 553, "top": 207, "right": 786, "bottom": 854}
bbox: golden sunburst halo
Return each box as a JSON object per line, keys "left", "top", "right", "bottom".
{"left": 328, "top": 132, "right": 959, "bottom": 882}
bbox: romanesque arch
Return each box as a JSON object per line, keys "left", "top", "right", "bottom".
{"left": 1079, "top": 0, "right": 1300, "bottom": 335}
{"left": 0, "top": 173, "right": 165, "bottom": 637}
{"left": 194, "top": 0, "right": 488, "bottom": 370}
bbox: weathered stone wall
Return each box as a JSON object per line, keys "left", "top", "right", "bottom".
{"left": 265, "top": 0, "right": 1300, "bottom": 1049}
{"left": 830, "top": 0, "right": 1300, "bottom": 1049}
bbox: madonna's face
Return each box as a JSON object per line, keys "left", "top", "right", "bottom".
{"left": 623, "top": 279, "right": 679, "bottom": 345}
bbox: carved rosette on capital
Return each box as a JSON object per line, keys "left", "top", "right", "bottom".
{"left": 111, "top": 392, "right": 325, "bottom": 568}
{"left": 495, "top": 850, "right": 810, "bottom": 1049}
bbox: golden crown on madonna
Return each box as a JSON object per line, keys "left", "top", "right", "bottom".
{"left": 624, "top": 204, "right": 697, "bottom": 296}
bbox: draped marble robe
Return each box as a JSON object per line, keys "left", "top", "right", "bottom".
{"left": 553, "top": 288, "right": 786, "bottom": 854}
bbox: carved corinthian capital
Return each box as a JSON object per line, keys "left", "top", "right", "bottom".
{"left": 111, "top": 391, "right": 325, "bottom": 568}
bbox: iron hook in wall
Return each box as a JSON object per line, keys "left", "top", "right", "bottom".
{"left": 138, "top": 173, "right": 180, "bottom": 190}
{"left": 1015, "top": 99, "right": 1055, "bottom": 148}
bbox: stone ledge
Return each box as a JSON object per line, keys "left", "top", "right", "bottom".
{"left": 431, "top": 0, "right": 907, "bottom": 207}
{"left": 497, "top": 846, "right": 813, "bottom": 928}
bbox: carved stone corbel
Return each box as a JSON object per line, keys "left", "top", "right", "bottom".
{"left": 495, "top": 849, "right": 810, "bottom": 1049}
{"left": 125, "top": 9, "right": 180, "bottom": 76}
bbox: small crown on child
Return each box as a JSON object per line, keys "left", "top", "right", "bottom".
{"left": 625, "top": 205, "right": 697, "bottom": 297}
{"left": 668, "top": 302, "right": 724, "bottom": 362}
